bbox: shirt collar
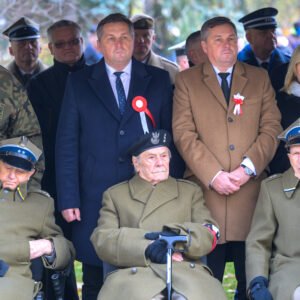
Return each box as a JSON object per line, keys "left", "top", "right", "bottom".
{"left": 256, "top": 57, "right": 270, "bottom": 65}
{"left": 105, "top": 60, "right": 132, "bottom": 77}
{"left": 212, "top": 65, "right": 234, "bottom": 75}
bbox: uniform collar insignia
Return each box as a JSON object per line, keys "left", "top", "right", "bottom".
{"left": 0, "top": 182, "right": 28, "bottom": 202}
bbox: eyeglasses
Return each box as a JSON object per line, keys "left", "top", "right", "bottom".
{"left": 53, "top": 38, "right": 81, "bottom": 49}
{"left": 13, "top": 39, "right": 39, "bottom": 48}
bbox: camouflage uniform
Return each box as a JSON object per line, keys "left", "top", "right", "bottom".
{"left": 0, "top": 65, "right": 43, "bottom": 188}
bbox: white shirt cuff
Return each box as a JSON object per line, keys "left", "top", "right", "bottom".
{"left": 241, "top": 157, "right": 256, "bottom": 176}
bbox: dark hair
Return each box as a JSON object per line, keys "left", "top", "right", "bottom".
{"left": 97, "top": 13, "right": 134, "bottom": 40}
{"left": 201, "top": 17, "right": 237, "bottom": 41}
{"left": 186, "top": 30, "right": 201, "bottom": 50}
{"left": 47, "top": 20, "right": 81, "bottom": 41}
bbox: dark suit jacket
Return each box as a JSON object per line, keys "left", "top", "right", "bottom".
{"left": 237, "top": 44, "right": 290, "bottom": 76}
{"left": 55, "top": 58, "right": 175, "bottom": 265}
{"left": 269, "top": 90, "right": 300, "bottom": 174}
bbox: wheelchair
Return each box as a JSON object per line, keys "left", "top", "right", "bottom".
{"left": 32, "top": 258, "right": 73, "bottom": 300}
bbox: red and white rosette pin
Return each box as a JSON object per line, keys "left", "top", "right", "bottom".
{"left": 132, "top": 96, "right": 156, "bottom": 128}
{"left": 232, "top": 93, "right": 245, "bottom": 116}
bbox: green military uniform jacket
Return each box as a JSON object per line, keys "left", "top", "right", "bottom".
{"left": 246, "top": 168, "right": 300, "bottom": 299}
{"left": 0, "top": 66, "right": 44, "bottom": 188}
{"left": 91, "top": 175, "right": 226, "bottom": 300}
{"left": 7, "top": 60, "right": 47, "bottom": 87}
{"left": 0, "top": 182, "right": 75, "bottom": 300}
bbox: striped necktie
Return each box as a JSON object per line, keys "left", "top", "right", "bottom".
{"left": 114, "top": 71, "right": 126, "bottom": 115}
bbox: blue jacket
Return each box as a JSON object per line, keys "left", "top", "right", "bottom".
{"left": 237, "top": 44, "right": 290, "bottom": 75}
{"left": 55, "top": 58, "right": 180, "bottom": 265}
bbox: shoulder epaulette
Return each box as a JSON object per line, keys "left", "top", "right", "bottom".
{"left": 177, "top": 178, "right": 199, "bottom": 187}
{"left": 29, "top": 189, "right": 51, "bottom": 197}
{"left": 264, "top": 173, "right": 282, "bottom": 182}
{"left": 108, "top": 180, "right": 129, "bottom": 190}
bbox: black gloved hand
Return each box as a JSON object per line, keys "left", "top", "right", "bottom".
{"left": 249, "top": 276, "right": 273, "bottom": 300}
{"left": 0, "top": 259, "right": 9, "bottom": 277}
{"left": 144, "top": 230, "right": 177, "bottom": 241}
{"left": 145, "top": 239, "right": 168, "bottom": 263}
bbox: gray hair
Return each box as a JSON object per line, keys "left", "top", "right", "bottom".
{"left": 47, "top": 20, "right": 81, "bottom": 42}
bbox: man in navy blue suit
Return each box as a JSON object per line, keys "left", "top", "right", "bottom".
{"left": 55, "top": 13, "right": 182, "bottom": 300}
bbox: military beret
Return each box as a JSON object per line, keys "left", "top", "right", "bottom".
{"left": 239, "top": 7, "right": 278, "bottom": 30}
{"left": 278, "top": 118, "right": 300, "bottom": 149}
{"left": 2, "top": 17, "right": 40, "bottom": 41}
{"left": 128, "top": 130, "right": 171, "bottom": 157}
{"left": 0, "top": 136, "right": 42, "bottom": 171}
{"left": 131, "top": 13, "right": 154, "bottom": 30}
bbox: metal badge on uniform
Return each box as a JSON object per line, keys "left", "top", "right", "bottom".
{"left": 132, "top": 96, "right": 156, "bottom": 134}
{"left": 150, "top": 132, "right": 160, "bottom": 145}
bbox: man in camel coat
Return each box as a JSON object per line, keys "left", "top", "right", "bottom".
{"left": 172, "top": 16, "right": 282, "bottom": 299}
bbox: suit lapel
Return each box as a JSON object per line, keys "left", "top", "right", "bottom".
{"left": 129, "top": 175, "right": 178, "bottom": 222}
{"left": 202, "top": 62, "right": 249, "bottom": 112}
{"left": 121, "top": 59, "right": 152, "bottom": 126}
{"left": 203, "top": 62, "right": 227, "bottom": 111}
{"left": 88, "top": 59, "right": 121, "bottom": 122}
{"left": 129, "top": 175, "right": 178, "bottom": 221}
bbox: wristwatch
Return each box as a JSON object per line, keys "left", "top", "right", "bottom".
{"left": 241, "top": 165, "right": 254, "bottom": 177}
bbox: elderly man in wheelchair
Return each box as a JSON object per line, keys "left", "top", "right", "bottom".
{"left": 91, "top": 130, "right": 226, "bottom": 300}
{"left": 0, "top": 136, "right": 75, "bottom": 300}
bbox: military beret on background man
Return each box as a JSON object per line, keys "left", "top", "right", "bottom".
{"left": 131, "top": 13, "right": 179, "bottom": 84}
{"left": 2, "top": 17, "right": 47, "bottom": 87}
{"left": 237, "top": 7, "right": 290, "bottom": 83}
{"left": 128, "top": 129, "right": 172, "bottom": 156}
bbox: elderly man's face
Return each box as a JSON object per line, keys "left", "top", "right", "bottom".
{"left": 288, "top": 145, "right": 300, "bottom": 179}
{"left": 9, "top": 39, "right": 41, "bottom": 68}
{"left": 0, "top": 161, "right": 34, "bottom": 190}
{"left": 132, "top": 146, "right": 170, "bottom": 185}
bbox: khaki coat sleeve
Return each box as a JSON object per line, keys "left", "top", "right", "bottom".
{"left": 91, "top": 190, "right": 150, "bottom": 267}
{"left": 164, "top": 183, "right": 220, "bottom": 259}
{"left": 40, "top": 198, "right": 75, "bottom": 270}
{"left": 242, "top": 76, "right": 281, "bottom": 175}
{"left": 246, "top": 180, "right": 276, "bottom": 286}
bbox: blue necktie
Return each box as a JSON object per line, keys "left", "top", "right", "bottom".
{"left": 219, "top": 72, "right": 230, "bottom": 104}
{"left": 114, "top": 72, "right": 126, "bottom": 115}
